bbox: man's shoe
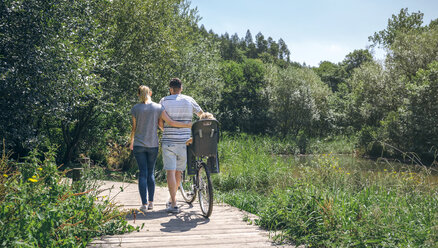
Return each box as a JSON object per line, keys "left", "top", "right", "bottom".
{"left": 148, "top": 202, "right": 154, "bottom": 210}
{"left": 139, "top": 205, "right": 147, "bottom": 214}
{"left": 166, "top": 205, "right": 181, "bottom": 214}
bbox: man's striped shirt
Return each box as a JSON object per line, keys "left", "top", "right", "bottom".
{"left": 159, "top": 94, "right": 202, "bottom": 144}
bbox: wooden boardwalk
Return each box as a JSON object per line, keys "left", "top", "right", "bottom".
{"left": 89, "top": 181, "right": 296, "bottom": 248}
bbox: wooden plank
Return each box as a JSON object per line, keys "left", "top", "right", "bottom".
{"left": 98, "top": 228, "right": 266, "bottom": 238}
{"left": 93, "top": 232, "right": 265, "bottom": 243}
{"left": 90, "top": 241, "right": 279, "bottom": 248}
{"left": 91, "top": 235, "right": 270, "bottom": 246}
{"left": 88, "top": 181, "right": 296, "bottom": 248}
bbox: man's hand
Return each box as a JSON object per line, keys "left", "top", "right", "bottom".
{"left": 129, "top": 143, "right": 134, "bottom": 151}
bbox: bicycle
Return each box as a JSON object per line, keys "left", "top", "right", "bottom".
{"left": 180, "top": 119, "right": 219, "bottom": 218}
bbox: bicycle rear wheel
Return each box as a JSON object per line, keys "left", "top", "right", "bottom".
{"left": 180, "top": 171, "right": 196, "bottom": 203}
{"left": 197, "top": 163, "right": 213, "bottom": 217}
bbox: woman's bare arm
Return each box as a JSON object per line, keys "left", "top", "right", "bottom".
{"left": 158, "top": 117, "right": 164, "bottom": 131}
{"left": 129, "top": 116, "right": 136, "bottom": 150}
{"left": 161, "top": 111, "right": 192, "bottom": 128}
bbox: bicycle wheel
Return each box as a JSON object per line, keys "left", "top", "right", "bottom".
{"left": 197, "top": 163, "right": 213, "bottom": 217}
{"left": 180, "top": 171, "right": 196, "bottom": 203}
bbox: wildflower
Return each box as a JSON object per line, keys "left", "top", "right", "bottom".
{"left": 32, "top": 175, "right": 37, "bottom": 178}
{"left": 28, "top": 178, "right": 38, "bottom": 183}
{"left": 37, "top": 168, "right": 43, "bottom": 171}
{"left": 3, "top": 174, "right": 7, "bottom": 178}
{"left": 384, "top": 169, "right": 387, "bottom": 172}
{"left": 347, "top": 173, "right": 350, "bottom": 175}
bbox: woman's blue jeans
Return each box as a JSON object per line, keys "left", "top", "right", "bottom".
{"left": 133, "top": 146, "right": 159, "bottom": 205}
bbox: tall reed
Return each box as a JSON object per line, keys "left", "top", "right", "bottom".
{"left": 215, "top": 135, "right": 438, "bottom": 247}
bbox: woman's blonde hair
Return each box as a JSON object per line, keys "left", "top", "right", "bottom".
{"left": 138, "top": 85, "right": 151, "bottom": 103}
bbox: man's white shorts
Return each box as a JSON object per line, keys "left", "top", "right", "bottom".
{"left": 162, "top": 143, "right": 187, "bottom": 171}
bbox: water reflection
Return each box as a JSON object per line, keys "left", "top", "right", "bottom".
{"left": 281, "top": 154, "right": 438, "bottom": 184}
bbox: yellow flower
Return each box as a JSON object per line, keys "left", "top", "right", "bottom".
{"left": 347, "top": 173, "right": 350, "bottom": 175}
{"left": 384, "top": 169, "right": 387, "bottom": 172}
{"left": 32, "top": 175, "right": 37, "bottom": 178}
{"left": 37, "top": 168, "right": 43, "bottom": 171}
{"left": 3, "top": 174, "right": 7, "bottom": 178}
{"left": 28, "top": 178, "right": 38, "bottom": 183}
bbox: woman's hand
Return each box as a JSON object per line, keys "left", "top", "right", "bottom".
{"left": 129, "top": 142, "right": 134, "bottom": 151}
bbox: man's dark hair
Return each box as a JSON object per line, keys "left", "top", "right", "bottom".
{"left": 169, "top": 78, "right": 182, "bottom": 89}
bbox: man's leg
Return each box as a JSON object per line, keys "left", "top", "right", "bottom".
{"left": 175, "top": 170, "right": 182, "bottom": 189}
{"left": 162, "top": 144, "right": 179, "bottom": 209}
{"left": 173, "top": 144, "right": 186, "bottom": 206}
{"left": 166, "top": 169, "right": 178, "bottom": 207}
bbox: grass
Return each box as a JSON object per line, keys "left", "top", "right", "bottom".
{"left": 213, "top": 134, "right": 438, "bottom": 247}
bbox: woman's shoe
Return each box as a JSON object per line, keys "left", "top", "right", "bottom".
{"left": 139, "top": 205, "right": 147, "bottom": 214}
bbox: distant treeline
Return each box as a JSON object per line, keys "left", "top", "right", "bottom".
{"left": 1, "top": 0, "right": 437, "bottom": 165}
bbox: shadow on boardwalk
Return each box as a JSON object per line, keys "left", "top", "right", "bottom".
{"left": 126, "top": 209, "right": 210, "bottom": 233}
{"left": 89, "top": 181, "right": 297, "bottom": 248}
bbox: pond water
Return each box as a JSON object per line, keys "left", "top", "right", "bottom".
{"left": 283, "top": 154, "right": 438, "bottom": 185}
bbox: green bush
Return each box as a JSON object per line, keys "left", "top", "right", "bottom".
{"left": 0, "top": 146, "right": 136, "bottom": 247}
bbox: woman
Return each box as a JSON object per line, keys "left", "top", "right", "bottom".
{"left": 130, "top": 85, "right": 191, "bottom": 213}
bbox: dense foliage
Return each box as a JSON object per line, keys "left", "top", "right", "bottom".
{"left": 1, "top": 2, "right": 437, "bottom": 165}
{"left": 0, "top": 146, "right": 136, "bottom": 247}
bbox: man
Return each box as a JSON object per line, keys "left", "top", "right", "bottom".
{"left": 159, "top": 78, "right": 203, "bottom": 213}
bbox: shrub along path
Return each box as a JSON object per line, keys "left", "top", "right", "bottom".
{"left": 89, "top": 181, "right": 295, "bottom": 248}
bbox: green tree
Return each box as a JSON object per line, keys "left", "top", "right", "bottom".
{"left": 255, "top": 32, "right": 268, "bottom": 55}
{"left": 349, "top": 62, "right": 395, "bottom": 128}
{"left": 405, "top": 62, "right": 438, "bottom": 160}
{"left": 386, "top": 23, "right": 438, "bottom": 79}
{"left": 1, "top": 0, "right": 209, "bottom": 165}
{"left": 278, "top": 38, "right": 290, "bottom": 62}
{"left": 369, "top": 8, "right": 424, "bottom": 48}
{"left": 342, "top": 49, "right": 373, "bottom": 76}
{"left": 218, "top": 59, "right": 268, "bottom": 133}
{"left": 267, "top": 37, "right": 280, "bottom": 59}
{"left": 266, "top": 65, "right": 331, "bottom": 136}
{"left": 173, "top": 36, "right": 223, "bottom": 115}
{"left": 313, "top": 61, "right": 344, "bottom": 92}
{"left": 0, "top": 0, "right": 111, "bottom": 164}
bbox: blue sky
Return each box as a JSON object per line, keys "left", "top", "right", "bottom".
{"left": 189, "top": 0, "right": 438, "bottom": 66}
